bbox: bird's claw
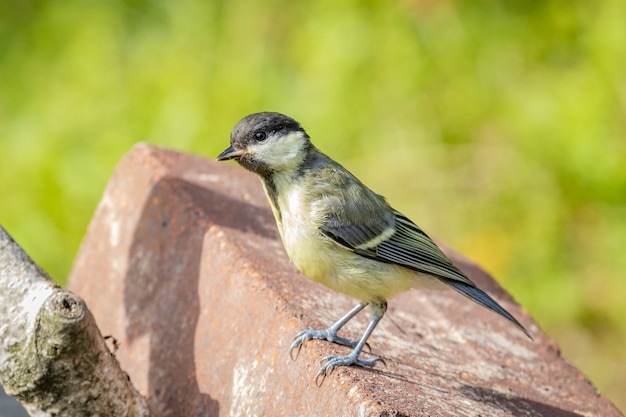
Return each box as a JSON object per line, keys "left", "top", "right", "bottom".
{"left": 289, "top": 329, "right": 316, "bottom": 361}
{"left": 314, "top": 354, "right": 385, "bottom": 386}
{"left": 289, "top": 335, "right": 305, "bottom": 361}
{"left": 289, "top": 328, "right": 363, "bottom": 361}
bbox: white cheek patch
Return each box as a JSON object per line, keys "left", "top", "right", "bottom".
{"left": 248, "top": 131, "right": 306, "bottom": 170}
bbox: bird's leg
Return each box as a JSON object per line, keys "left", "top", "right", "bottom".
{"left": 290, "top": 302, "right": 367, "bottom": 361}
{"left": 315, "top": 301, "right": 387, "bottom": 386}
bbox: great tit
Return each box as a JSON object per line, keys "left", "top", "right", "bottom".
{"left": 217, "top": 112, "right": 530, "bottom": 384}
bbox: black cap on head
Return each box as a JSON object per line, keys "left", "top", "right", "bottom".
{"left": 230, "top": 112, "right": 307, "bottom": 150}
{"left": 217, "top": 112, "right": 311, "bottom": 176}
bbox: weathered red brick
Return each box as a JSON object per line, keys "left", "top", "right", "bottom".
{"left": 68, "top": 143, "right": 622, "bottom": 417}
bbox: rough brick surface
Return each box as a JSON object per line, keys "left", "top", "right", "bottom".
{"left": 67, "top": 143, "right": 622, "bottom": 417}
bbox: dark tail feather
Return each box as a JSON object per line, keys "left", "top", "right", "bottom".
{"left": 445, "top": 280, "right": 532, "bottom": 340}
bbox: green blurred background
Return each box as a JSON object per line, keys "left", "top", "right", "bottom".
{"left": 1, "top": 0, "right": 624, "bottom": 411}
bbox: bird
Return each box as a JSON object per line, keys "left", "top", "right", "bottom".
{"left": 217, "top": 112, "right": 531, "bottom": 384}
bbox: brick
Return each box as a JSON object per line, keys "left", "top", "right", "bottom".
{"left": 68, "top": 143, "right": 622, "bottom": 417}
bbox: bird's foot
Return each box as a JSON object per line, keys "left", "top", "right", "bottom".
{"left": 315, "top": 352, "right": 385, "bottom": 386}
{"left": 289, "top": 328, "right": 366, "bottom": 361}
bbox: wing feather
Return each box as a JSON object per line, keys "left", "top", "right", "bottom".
{"left": 323, "top": 208, "right": 475, "bottom": 286}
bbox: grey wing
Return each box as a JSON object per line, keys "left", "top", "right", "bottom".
{"left": 322, "top": 208, "right": 475, "bottom": 286}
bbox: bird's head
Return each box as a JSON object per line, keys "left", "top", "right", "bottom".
{"left": 217, "top": 112, "right": 311, "bottom": 177}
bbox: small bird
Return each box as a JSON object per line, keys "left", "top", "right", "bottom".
{"left": 217, "top": 112, "right": 531, "bottom": 384}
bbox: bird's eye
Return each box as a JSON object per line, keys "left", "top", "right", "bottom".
{"left": 254, "top": 131, "right": 267, "bottom": 141}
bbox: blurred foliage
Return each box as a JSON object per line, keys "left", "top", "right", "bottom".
{"left": 0, "top": 0, "right": 624, "bottom": 411}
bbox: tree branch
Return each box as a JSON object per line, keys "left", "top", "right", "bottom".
{"left": 0, "top": 226, "right": 150, "bottom": 417}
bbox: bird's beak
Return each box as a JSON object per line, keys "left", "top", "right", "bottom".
{"left": 216, "top": 146, "right": 247, "bottom": 161}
